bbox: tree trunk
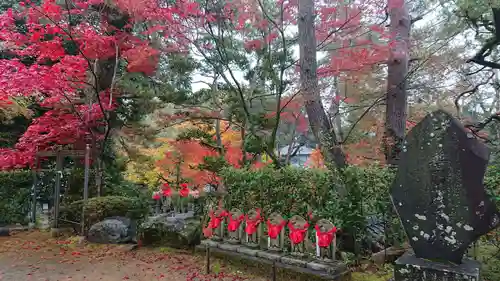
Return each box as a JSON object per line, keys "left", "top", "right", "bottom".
{"left": 384, "top": 0, "right": 410, "bottom": 166}
{"left": 297, "top": 0, "right": 346, "bottom": 169}
{"left": 329, "top": 76, "right": 344, "bottom": 142}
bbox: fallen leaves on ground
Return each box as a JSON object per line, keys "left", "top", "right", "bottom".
{"left": 0, "top": 231, "right": 265, "bottom": 281}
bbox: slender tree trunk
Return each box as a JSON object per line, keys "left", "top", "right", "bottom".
{"left": 329, "top": 76, "right": 344, "bottom": 142}
{"left": 212, "top": 79, "right": 223, "bottom": 153}
{"left": 384, "top": 0, "right": 410, "bottom": 166}
{"left": 298, "top": 0, "right": 346, "bottom": 169}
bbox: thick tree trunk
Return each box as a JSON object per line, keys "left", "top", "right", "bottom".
{"left": 298, "top": 0, "right": 346, "bottom": 169}
{"left": 384, "top": 0, "right": 410, "bottom": 166}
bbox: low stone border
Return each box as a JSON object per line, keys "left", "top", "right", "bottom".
{"left": 0, "top": 225, "right": 30, "bottom": 236}
{"left": 198, "top": 240, "right": 350, "bottom": 281}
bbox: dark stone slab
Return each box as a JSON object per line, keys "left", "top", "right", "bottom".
{"left": 200, "top": 239, "right": 220, "bottom": 248}
{"left": 391, "top": 110, "right": 500, "bottom": 263}
{"left": 236, "top": 246, "right": 259, "bottom": 256}
{"left": 256, "top": 250, "right": 283, "bottom": 261}
{"left": 218, "top": 243, "right": 240, "bottom": 252}
{"left": 281, "top": 256, "right": 308, "bottom": 267}
{"left": 208, "top": 246, "right": 350, "bottom": 280}
{"left": 394, "top": 252, "right": 480, "bottom": 281}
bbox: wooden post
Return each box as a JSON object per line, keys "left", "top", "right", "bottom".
{"left": 30, "top": 155, "right": 39, "bottom": 226}
{"left": 205, "top": 245, "right": 211, "bottom": 274}
{"left": 53, "top": 150, "right": 63, "bottom": 229}
{"left": 81, "top": 144, "right": 91, "bottom": 235}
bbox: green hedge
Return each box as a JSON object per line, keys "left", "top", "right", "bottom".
{"left": 0, "top": 170, "right": 32, "bottom": 225}
{"left": 219, "top": 165, "right": 404, "bottom": 254}
{"left": 59, "top": 195, "right": 149, "bottom": 230}
{"left": 220, "top": 166, "right": 393, "bottom": 224}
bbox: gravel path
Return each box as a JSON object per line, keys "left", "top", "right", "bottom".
{"left": 0, "top": 231, "right": 265, "bottom": 281}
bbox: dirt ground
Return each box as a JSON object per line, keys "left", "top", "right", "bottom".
{"left": 0, "top": 231, "right": 268, "bottom": 281}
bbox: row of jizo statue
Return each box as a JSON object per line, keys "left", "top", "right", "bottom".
{"left": 203, "top": 208, "right": 338, "bottom": 261}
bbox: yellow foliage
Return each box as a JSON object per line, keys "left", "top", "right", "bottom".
{"left": 123, "top": 140, "right": 172, "bottom": 189}
{"left": 0, "top": 98, "right": 32, "bottom": 122}
{"left": 122, "top": 120, "right": 244, "bottom": 188}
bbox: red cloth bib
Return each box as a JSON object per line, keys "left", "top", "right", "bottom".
{"left": 266, "top": 219, "right": 286, "bottom": 239}
{"left": 227, "top": 214, "right": 244, "bottom": 232}
{"left": 245, "top": 209, "right": 263, "bottom": 235}
{"left": 315, "top": 225, "right": 337, "bottom": 247}
{"left": 208, "top": 210, "right": 227, "bottom": 229}
{"left": 288, "top": 221, "right": 309, "bottom": 245}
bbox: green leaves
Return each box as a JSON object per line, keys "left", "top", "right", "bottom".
{"left": 0, "top": 170, "right": 32, "bottom": 225}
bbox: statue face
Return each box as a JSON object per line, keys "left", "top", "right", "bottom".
{"left": 230, "top": 209, "right": 242, "bottom": 219}
{"left": 269, "top": 213, "right": 284, "bottom": 224}
{"left": 290, "top": 216, "right": 307, "bottom": 228}
{"left": 317, "top": 219, "right": 334, "bottom": 232}
{"left": 248, "top": 210, "right": 257, "bottom": 220}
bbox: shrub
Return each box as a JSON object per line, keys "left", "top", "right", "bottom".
{"left": 60, "top": 195, "right": 149, "bottom": 230}
{"left": 221, "top": 166, "right": 334, "bottom": 217}
{"left": 0, "top": 170, "right": 32, "bottom": 225}
{"left": 219, "top": 165, "right": 404, "bottom": 255}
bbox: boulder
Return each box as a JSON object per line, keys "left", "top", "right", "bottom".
{"left": 140, "top": 212, "right": 201, "bottom": 248}
{"left": 0, "top": 227, "right": 9, "bottom": 236}
{"left": 87, "top": 216, "right": 137, "bottom": 244}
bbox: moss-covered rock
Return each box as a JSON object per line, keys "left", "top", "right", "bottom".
{"left": 140, "top": 213, "right": 201, "bottom": 248}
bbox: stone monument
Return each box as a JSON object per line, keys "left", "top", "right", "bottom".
{"left": 288, "top": 215, "right": 309, "bottom": 257}
{"left": 244, "top": 209, "right": 263, "bottom": 248}
{"left": 266, "top": 212, "right": 287, "bottom": 252}
{"left": 315, "top": 219, "right": 337, "bottom": 261}
{"left": 226, "top": 208, "right": 244, "bottom": 244}
{"left": 391, "top": 110, "right": 500, "bottom": 280}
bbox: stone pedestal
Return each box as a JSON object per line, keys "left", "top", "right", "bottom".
{"left": 394, "top": 252, "right": 480, "bottom": 281}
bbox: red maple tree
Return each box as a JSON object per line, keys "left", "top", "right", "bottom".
{"left": 0, "top": 0, "right": 394, "bottom": 171}
{"left": 0, "top": 0, "right": 191, "bottom": 169}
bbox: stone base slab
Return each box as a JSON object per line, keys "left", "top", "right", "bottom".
{"left": 394, "top": 252, "right": 480, "bottom": 281}
{"left": 219, "top": 243, "right": 240, "bottom": 251}
{"left": 203, "top": 245, "right": 350, "bottom": 280}
{"left": 201, "top": 239, "right": 220, "bottom": 248}
{"left": 256, "top": 250, "right": 283, "bottom": 261}
{"left": 281, "top": 256, "right": 308, "bottom": 267}
{"left": 236, "top": 247, "right": 259, "bottom": 256}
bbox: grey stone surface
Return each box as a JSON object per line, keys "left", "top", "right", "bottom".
{"left": 307, "top": 261, "right": 330, "bottom": 271}
{"left": 87, "top": 217, "right": 136, "bottom": 244}
{"left": 219, "top": 243, "right": 240, "bottom": 251}
{"left": 281, "top": 256, "right": 308, "bottom": 267}
{"left": 140, "top": 213, "right": 201, "bottom": 248}
{"left": 307, "top": 260, "right": 349, "bottom": 276}
{"left": 200, "top": 239, "right": 220, "bottom": 248}
{"left": 391, "top": 110, "right": 500, "bottom": 263}
{"left": 394, "top": 252, "right": 480, "bottom": 281}
{"left": 236, "top": 246, "right": 259, "bottom": 256}
{"left": 256, "top": 251, "right": 283, "bottom": 261}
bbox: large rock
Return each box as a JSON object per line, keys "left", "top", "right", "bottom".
{"left": 141, "top": 212, "right": 201, "bottom": 248}
{"left": 0, "top": 226, "right": 9, "bottom": 236}
{"left": 391, "top": 110, "right": 500, "bottom": 263}
{"left": 87, "top": 216, "right": 137, "bottom": 244}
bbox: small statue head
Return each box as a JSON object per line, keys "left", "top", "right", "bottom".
{"left": 289, "top": 215, "right": 307, "bottom": 229}
{"left": 268, "top": 212, "right": 285, "bottom": 225}
{"left": 316, "top": 219, "right": 334, "bottom": 232}
{"left": 247, "top": 209, "right": 259, "bottom": 220}
{"left": 230, "top": 208, "right": 243, "bottom": 219}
